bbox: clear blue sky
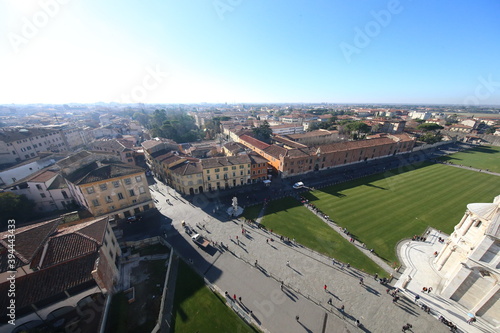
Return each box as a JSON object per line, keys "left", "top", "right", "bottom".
{"left": 1, "top": 0, "right": 499, "bottom": 105}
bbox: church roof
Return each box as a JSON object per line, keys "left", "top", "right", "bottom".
{"left": 467, "top": 203, "right": 498, "bottom": 220}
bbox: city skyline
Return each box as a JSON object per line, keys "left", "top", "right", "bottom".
{"left": 1, "top": 0, "right": 499, "bottom": 105}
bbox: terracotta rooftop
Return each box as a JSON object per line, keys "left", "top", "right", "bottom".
{"left": 286, "top": 130, "right": 338, "bottom": 140}
{"left": 200, "top": 155, "right": 251, "bottom": 169}
{"left": 248, "top": 153, "right": 269, "bottom": 164}
{"left": 0, "top": 252, "right": 98, "bottom": 316}
{"left": 272, "top": 136, "right": 307, "bottom": 149}
{"left": 56, "top": 151, "right": 92, "bottom": 168}
{"left": 66, "top": 162, "right": 145, "bottom": 185}
{"left": 170, "top": 161, "right": 203, "bottom": 176}
{"left": 239, "top": 135, "right": 270, "bottom": 150}
{"left": 91, "top": 139, "right": 132, "bottom": 152}
{"left": 262, "top": 145, "right": 288, "bottom": 159}
{"left": 0, "top": 219, "right": 60, "bottom": 266}
{"left": 30, "top": 233, "right": 98, "bottom": 270}
{"left": 318, "top": 137, "right": 396, "bottom": 153}
{"left": 223, "top": 141, "right": 246, "bottom": 152}
{"left": 27, "top": 170, "right": 58, "bottom": 183}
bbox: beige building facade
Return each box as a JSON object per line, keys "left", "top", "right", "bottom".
{"left": 201, "top": 155, "right": 251, "bottom": 192}
{"left": 65, "top": 162, "right": 154, "bottom": 219}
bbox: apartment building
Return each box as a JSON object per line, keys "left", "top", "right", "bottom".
{"left": 64, "top": 161, "right": 153, "bottom": 219}
{"left": 8, "top": 169, "right": 73, "bottom": 213}
{"left": 90, "top": 138, "right": 137, "bottom": 165}
{"left": 169, "top": 160, "right": 204, "bottom": 195}
{"left": 0, "top": 128, "right": 69, "bottom": 164}
{"left": 248, "top": 153, "right": 269, "bottom": 182}
{"left": 201, "top": 155, "right": 251, "bottom": 191}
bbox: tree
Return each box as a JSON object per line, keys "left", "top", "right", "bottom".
{"left": 417, "top": 123, "right": 444, "bottom": 131}
{"left": 0, "top": 192, "right": 36, "bottom": 227}
{"left": 252, "top": 121, "right": 272, "bottom": 143}
{"left": 419, "top": 131, "right": 443, "bottom": 144}
{"left": 148, "top": 109, "right": 202, "bottom": 142}
{"left": 345, "top": 121, "right": 371, "bottom": 139}
{"left": 132, "top": 111, "right": 150, "bottom": 127}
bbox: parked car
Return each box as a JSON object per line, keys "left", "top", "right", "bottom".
{"left": 127, "top": 215, "right": 142, "bottom": 223}
{"left": 293, "top": 182, "right": 304, "bottom": 189}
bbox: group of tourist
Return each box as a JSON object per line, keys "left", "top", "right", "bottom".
{"left": 412, "top": 234, "right": 427, "bottom": 242}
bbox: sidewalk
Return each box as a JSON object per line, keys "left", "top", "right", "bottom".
{"left": 395, "top": 228, "right": 496, "bottom": 333}
{"left": 151, "top": 180, "right": 450, "bottom": 333}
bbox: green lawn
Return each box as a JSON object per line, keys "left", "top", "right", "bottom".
{"left": 439, "top": 145, "right": 500, "bottom": 173}
{"left": 171, "top": 261, "right": 260, "bottom": 333}
{"left": 261, "top": 198, "right": 386, "bottom": 276}
{"left": 241, "top": 204, "right": 263, "bottom": 221}
{"left": 302, "top": 163, "right": 500, "bottom": 265}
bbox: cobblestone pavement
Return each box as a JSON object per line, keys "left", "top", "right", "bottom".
{"left": 152, "top": 179, "right": 453, "bottom": 333}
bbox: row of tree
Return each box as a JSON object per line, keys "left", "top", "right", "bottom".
{"left": 133, "top": 109, "right": 203, "bottom": 143}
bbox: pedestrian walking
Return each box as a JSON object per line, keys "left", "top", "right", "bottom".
{"left": 374, "top": 273, "right": 378, "bottom": 280}
{"left": 415, "top": 295, "right": 420, "bottom": 302}
{"left": 286, "top": 260, "right": 290, "bottom": 267}
{"left": 359, "top": 277, "right": 364, "bottom": 285}
{"left": 295, "top": 315, "right": 299, "bottom": 321}
{"left": 255, "top": 259, "right": 258, "bottom": 267}
{"left": 427, "top": 287, "right": 432, "bottom": 293}
{"left": 238, "top": 296, "right": 242, "bottom": 303}
{"left": 340, "top": 304, "right": 344, "bottom": 312}
{"left": 327, "top": 298, "right": 332, "bottom": 305}
{"left": 324, "top": 284, "right": 327, "bottom": 292}
{"left": 233, "top": 294, "right": 237, "bottom": 301}
{"left": 346, "top": 263, "right": 350, "bottom": 269}
{"left": 280, "top": 281, "right": 284, "bottom": 290}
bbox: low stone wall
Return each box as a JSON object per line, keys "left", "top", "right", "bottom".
{"left": 121, "top": 236, "right": 162, "bottom": 248}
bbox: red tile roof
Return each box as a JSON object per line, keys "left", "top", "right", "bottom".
{"left": 0, "top": 253, "right": 99, "bottom": 315}
{"left": 318, "top": 137, "right": 395, "bottom": 153}
{"left": 239, "top": 135, "right": 271, "bottom": 150}
{"left": 27, "top": 170, "right": 58, "bottom": 183}
{"left": 0, "top": 219, "right": 60, "bottom": 265}
{"left": 30, "top": 233, "right": 98, "bottom": 270}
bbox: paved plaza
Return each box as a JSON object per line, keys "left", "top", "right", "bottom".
{"left": 396, "top": 230, "right": 496, "bottom": 333}
{"left": 150, "top": 179, "right": 490, "bottom": 333}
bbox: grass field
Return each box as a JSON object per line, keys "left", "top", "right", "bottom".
{"left": 171, "top": 261, "right": 260, "bottom": 333}
{"left": 261, "top": 198, "right": 386, "bottom": 275}
{"left": 241, "top": 204, "right": 263, "bottom": 221}
{"left": 302, "top": 163, "right": 500, "bottom": 264}
{"left": 439, "top": 145, "right": 500, "bottom": 173}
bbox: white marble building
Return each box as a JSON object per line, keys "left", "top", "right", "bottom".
{"left": 434, "top": 195, "right": 500, "bottom": 327}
